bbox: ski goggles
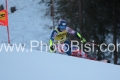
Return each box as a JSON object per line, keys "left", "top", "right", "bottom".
{"left": 59, "top": 25, "right": 66, "bottom": 30}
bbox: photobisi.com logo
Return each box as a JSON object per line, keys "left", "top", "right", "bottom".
{"left": 30, "top": 40, "right": 120, "bottom": 53}
{"left": 0, "top": 40, "right": 120, "bottom": 53}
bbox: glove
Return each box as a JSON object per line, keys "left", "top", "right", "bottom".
{"left": 50, "top": 45, "right": 54, "bottom": 50}
{"left": 50, "top": 45, "right": 55, "bottom": 52}
{"left": 81, "top": 38, "right": 86, "bottom": 43}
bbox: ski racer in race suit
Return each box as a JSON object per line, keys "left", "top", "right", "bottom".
{"left": 49, "top": 20, "right": 87, "bottom": 57}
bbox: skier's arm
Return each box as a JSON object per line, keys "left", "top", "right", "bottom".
{"left": 66, "top": 27, "right": 86, "bottom": 43}
{"left": 49, "top": 39, "right": 54, "bottom": 52}
{"left": 49, "top": 30, "right": 57, "bottom": 52}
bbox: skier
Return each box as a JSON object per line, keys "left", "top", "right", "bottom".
{"left": 49, "top": 19, "right": 87, "bottom": 57}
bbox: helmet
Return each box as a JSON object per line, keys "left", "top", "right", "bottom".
{"left": 58, "top": 20, "right": 67, "bottom": 31}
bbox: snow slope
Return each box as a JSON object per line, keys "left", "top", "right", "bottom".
{"left": 0, "top": 48, "right": 120, "bottom": 80}
{"left": 0, "top": 0, "right": 52, "bottom": 49}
